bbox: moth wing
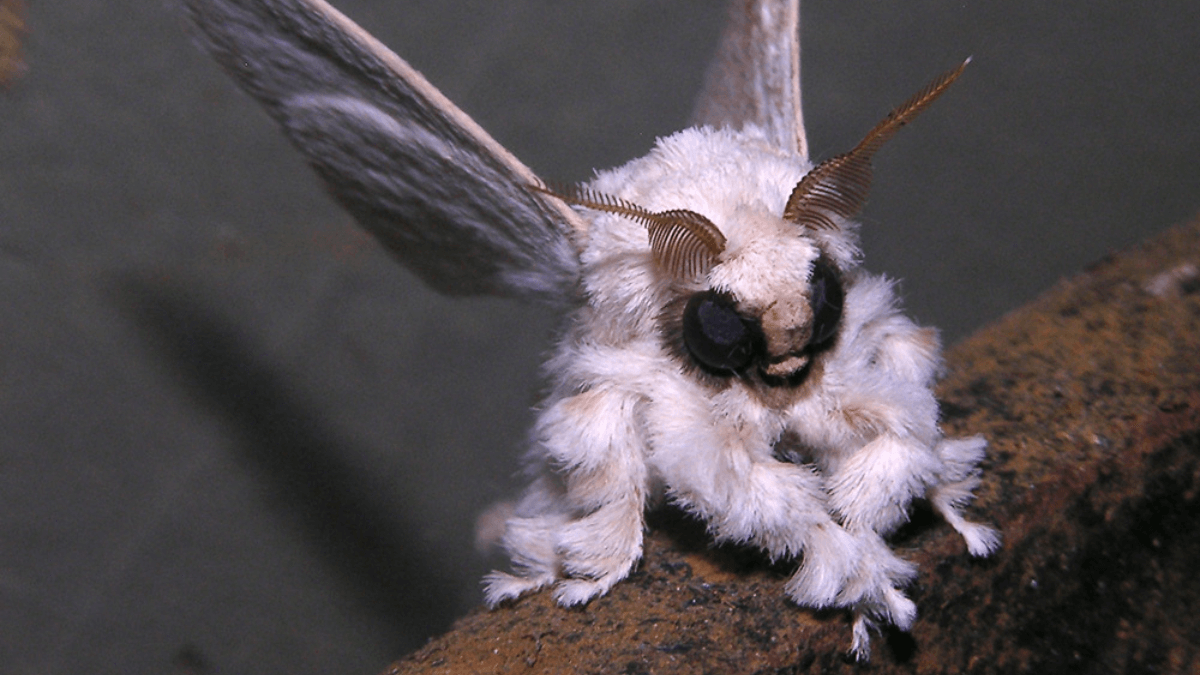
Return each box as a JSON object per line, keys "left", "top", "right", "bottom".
{"left": 185, "top": 0, "right": 585, "bottom": 305}
{"left": 690, "top": 0, "right": 807, "bottom": 158}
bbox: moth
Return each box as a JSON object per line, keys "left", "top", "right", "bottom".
{"left": 185, "top": 0, "right": 1000, "bottom": 659}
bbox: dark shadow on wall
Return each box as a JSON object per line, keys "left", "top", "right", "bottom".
{"left": 111, "top": 273, "right": 463, "bottom": 645}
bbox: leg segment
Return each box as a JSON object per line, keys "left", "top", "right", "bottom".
{"left": 484, "top": 386, "right": 650, "bottom": 606}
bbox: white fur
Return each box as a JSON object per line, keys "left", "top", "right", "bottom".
{"left": 185, "top": 0, "right": 998, "bottom": 658}
{"left": 484, "top": 126, "right": 999, "bottom": 657}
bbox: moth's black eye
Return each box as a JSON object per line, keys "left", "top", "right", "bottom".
{"left": 683, "top": 290, "right": 758, "bottom": 373}
{"left": 808, "top": 259, "right": 844, "bottom": 348}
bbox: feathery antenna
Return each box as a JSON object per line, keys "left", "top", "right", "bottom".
{"left": 783, "top": 59, "right": 969, "bottom": 230}
{"left": 531, "top": 182, "right": 727, "bottom": 280}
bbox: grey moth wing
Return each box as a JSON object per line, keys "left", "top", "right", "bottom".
{"left": 691, "top": 0, "right": 806, "bottom": 157}
{"left": 183, "top": 0, "right": 585, "bottom": 305}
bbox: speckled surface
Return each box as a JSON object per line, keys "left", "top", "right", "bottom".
{"left": 385, "top": 218, "right": 1200, "bottom": 674}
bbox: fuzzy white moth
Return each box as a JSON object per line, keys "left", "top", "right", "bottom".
{"left": 185, "top": 0, "right": 999, "bottom": 659}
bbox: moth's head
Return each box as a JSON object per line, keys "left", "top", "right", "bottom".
{"left": 535, "top": 175, "right": 850, "bottom": 386}
{"left": 696, "top": 210, "right": 844, "bottom": 382}
{"left": 534, "top": 60, "right": 968, "bottom": 388}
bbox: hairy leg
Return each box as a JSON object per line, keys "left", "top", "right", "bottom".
{"left": 485, "top": 386, "right": 650, "bottom": 606}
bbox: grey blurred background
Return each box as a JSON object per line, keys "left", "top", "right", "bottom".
{"left": 1, "top": 0, "right": 1197, "bottom": 673}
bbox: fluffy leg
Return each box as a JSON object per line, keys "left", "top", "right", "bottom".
{"left": 486, "top": 386, "right": 650, "bottom": 606}
{"left": 662, "top": 445, "right": 916, "bottom": 636}
{"left": 931, "top": 436, "right": 1001, "bottom": 556}
{"left": 849, "top": 613, "right": 875, "bottom": 662}
{"left": 482, "top": 491, "right": 566, "bottom": 606}
{"left": 551, "top": 494, "right": 644, "bottom": 605}
{"left": 825, "top": 433, "right": 942, "bottom": 535}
